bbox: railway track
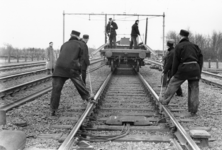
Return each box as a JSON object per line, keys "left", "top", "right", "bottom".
{"left": 146, "top": 60, "right": 222, "bottom": 88}
{"left": 55, "top": 68, "right": 205, "bottom": 150}
{"left": 0, "top": 59, "right": 105, "bottom": 106}
{"left": 1, "top": 61, "right": 212, "bottom": 150}
{"left": 0, "top": 61, "right": 46, "bottom": 72}
{"left": 0, "top": 58, "right": 103, "bottom": 72}
{"left": 0, "top": 58, "right": 104, "bottom": 82}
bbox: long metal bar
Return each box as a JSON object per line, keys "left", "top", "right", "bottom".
{"left": 0, "top": 61, "right": 45, "bottom": 69}
{"left": 145, "top": 18, "right": 148, "bottom": 44}
{"left": 163, "top": 12, "right": 165, "bottom": 55}
{"left": 58, "top": 72, "right": 112, "bottom": 150}
{"left": 63, "top": 11, "right": 65, "bottom": 44}
{"left": 0, "top": 69, "right": 46, "bottom": 81}
{"left": 138, "top": 72, "right": 201, "bottom": 150}
{"left": 105, "top": 14, "right": 107, "bottom": 43}
{"left": 65, "top": 13, "right": 164, "bottom": 17}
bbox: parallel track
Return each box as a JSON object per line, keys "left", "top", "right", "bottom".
{"left": 146, "top": 60, "right": 222, "bottom": 88}
{"left": 0, "top": 61, "right": 46, "bottom": 72}
{"left": 0, "top": 59, "right": 104, "bottom": 99}
{"left": 0, "top": 58, "right": 104, "bottom": 82}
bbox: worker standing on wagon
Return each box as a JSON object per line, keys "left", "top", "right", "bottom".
{"left": 160, "top": 29, "right": 203, "bottom": 116}
{"left": 130, "top": 20, "right": 140, "bottom": 49}
{"left": 162, "top": 39, "right": 183, "bottom": 96}
{"left": 106, "top": 18, "right": 118, "bottom": 48}
{"left": 45, "top": 42, "right": 56, "bottom": 75}
{"left": 50, "top": 30, "right": 94, "bottom": 116}
{"left": 80, "top": 34, "right": 90, "bottom": 84}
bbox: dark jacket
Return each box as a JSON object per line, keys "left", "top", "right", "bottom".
{"left": 53, "top": 37, "right": 83, "bottom": 78}
{"left": 131, "top": 23, "right": 140, "bottom": 37}
{"left": 80, "top": 39, "right": 90, "bottom": 70}
{"left": 172, "top": 38, "right": 203, "bottom": 80}
{"left": 163, "top": 46, "right": 174, "bottom": 76}
{"left": 106, "top": 21, "right": 118, "bottom": 36}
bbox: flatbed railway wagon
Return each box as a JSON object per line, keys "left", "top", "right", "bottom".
{"left": 100, "top": 37, "right": 151, "bottom": 72}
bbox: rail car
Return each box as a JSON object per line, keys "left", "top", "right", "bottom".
{"left": 100, "top": 37, "right": 151, "bottom": 72}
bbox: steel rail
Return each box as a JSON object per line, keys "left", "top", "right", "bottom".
{"left": 0, "top": 76, "right": 52, "bottom": 98}
{"left": 0, "top": 58, "right": 103, "bottom": 82}
{"left": 0, "top": 64, "right": 105, "bottom": 111}
{"left": 0, "top": 61, "right": 45, "bottom": 69}
{"left": 0, "top": 69, "right": 47, "bottom": 82}
{"left": 202, "top": 70, "right": 222, "bottom": 79}
{"left": 138, "top": 72, "right": 201, "bottom": 150}
{"left": 0, "top": 63, "right": 46, "bottom": 71}
{"left": 146, "top": 59, "right": 222, "bottom": 79}
{"left": 58, "top": 72, "right": 112, "bottom": 150}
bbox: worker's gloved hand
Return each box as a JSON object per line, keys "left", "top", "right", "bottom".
{"left": 110, "top": 25, "right": 113, "bottom": 28}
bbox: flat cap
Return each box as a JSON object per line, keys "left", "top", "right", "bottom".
{"left": 180, "top": 29, "right": 189, "bottom": 37}
{"left": 109, "top": 18, "right": 112, "bottom": 21}
{"left": 83, "top": 34, "right": 89, "bottom": 39}
{"left": 71, "top": 30, "right": 80, "bottom": 37}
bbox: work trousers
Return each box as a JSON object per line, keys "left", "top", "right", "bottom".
{"left": 162, "top": 73, "right": 183, "bottom": 96}
{"left": 163, "top": 76, "right": 199, "bottom": 113}
{"left": 109, "top": 35, "right": 116, "bottom": 48}
{"left": 50, "top": 76, "right": 90, "bottom": 111}
{"left": 129, "top": 36, "right": 138, "bottom": 49}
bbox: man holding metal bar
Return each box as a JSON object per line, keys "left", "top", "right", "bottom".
{"left": 50, "top": 30, "right": 94, "bottom": 116}
{"left": 160, "top": 29, "right": 203, "bottom": 116}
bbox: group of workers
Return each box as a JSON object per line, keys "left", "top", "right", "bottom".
{"left": 106, "top": 18, "right": 141, "bottom": 49}
{"left": 161, "top": 29, "right": 203, "bottom": 116}
{"left": 45, "top": 31, "right": 93, "bottom": 116}
{"left": 45, "top": 21, "right": 203, "bottom": 117}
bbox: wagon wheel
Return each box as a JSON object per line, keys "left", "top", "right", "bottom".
{"left": 111, "top": 60, "right": 114, "bottom": 72}
{"left": 136, "top": 60, "right": 139, "bottom": 72}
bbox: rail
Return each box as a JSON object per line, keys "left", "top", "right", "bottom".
{"left": 138, "top": 72, "right": 201, "bottom": 150}
{"left": 146, "top": 59, "right": 222, "bottom": 79}
{"left": 0, "top": 64, "right": 106, "bottom": 111}
{"left": 58, "top": 72, "right": 112, "bottom": 150}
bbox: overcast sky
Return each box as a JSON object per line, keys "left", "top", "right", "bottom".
{"left": 0, "top": 0, "right": 222, "bottom": 50}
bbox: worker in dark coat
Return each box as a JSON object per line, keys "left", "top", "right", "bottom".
{"left": 106, "top": 18, "right": 118, "bottom": 48}
{"left": 130, "top": 20, "right": 140, "bottom": 49}
{"left": 80, "top": 34, "right": 90, "bottom": 84}
{"left": 50, "top": 30, "right": 93, "bottom": 116}
{"left": 162, "top": 39, "right": 183, "bottom": 96}
{"left": 160, "top": 29, "right": 203, "bottom": 116}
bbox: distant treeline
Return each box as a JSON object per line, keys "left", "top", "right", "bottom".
{"left": 166, "top": 30, "right": 222, "bottom": 61}
{"left": 0, "top": 44, "right": 97, "bottom": 62}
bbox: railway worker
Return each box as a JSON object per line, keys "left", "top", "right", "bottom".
{"left": 129, "top": 20, "right": 140, "bottom": 49}
{"left": 162, "top": 39, "right": 183, "bottom": 96}
{"left": 45, "top": 42, "right": 56, "bottom": 75}
{"left": 160, "top": 29, "right": 203, "bottom": 116}
{"left": 106, "top": 18, "right": 118, "bottom": 48}
{"left": 50, "top": 30, "right": 94, "bottom": 116}
{"left": 80, "top": 34, "right": 90, "bottom": 84}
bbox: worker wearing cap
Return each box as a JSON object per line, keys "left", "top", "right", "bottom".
{"left": 162, "top": 39, "right": 183, "bottom": 96}
{"left": 106, "top": 18, "right": 118, "bottom": 48}
{"left": 50, "top": 30, "right": 94, "bottom": 116}
{"left": 160, "top": 29, "right": 203, "bottom": 116}
{"left": 80, "top": 34, "right": 90, "bottom": 84}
